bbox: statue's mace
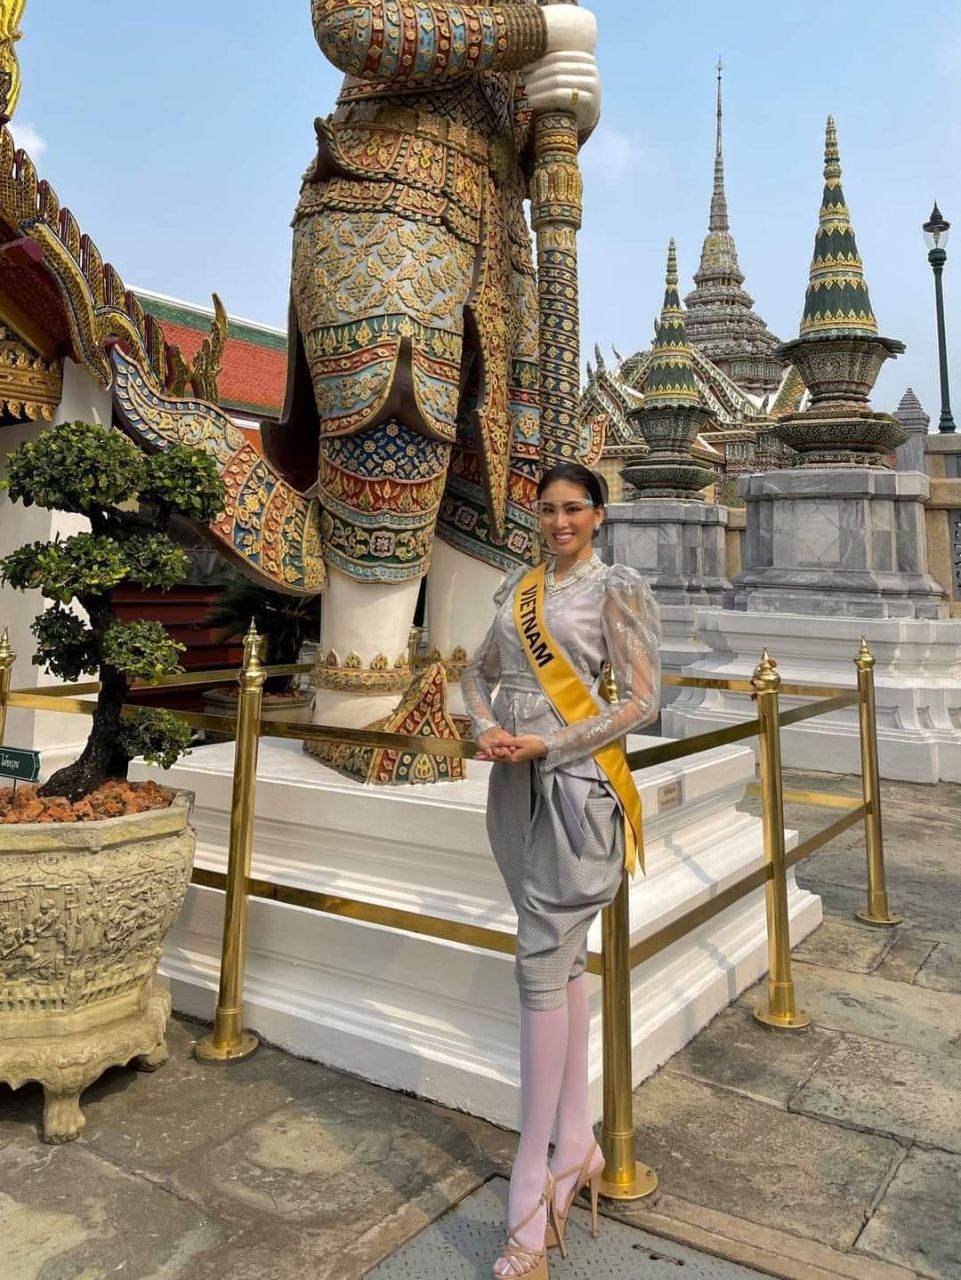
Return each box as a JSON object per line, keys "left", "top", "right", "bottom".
{"left": 531, "top": 0, "right": 584, "bottom": 473}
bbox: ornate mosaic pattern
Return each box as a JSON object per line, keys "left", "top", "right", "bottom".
{"left": 112, "top": 349, "right": 325, "bottom": 595}
{"left": 531, "top": 112, "right": 583, "bottom": 469}
{"left": 0, "top": 0, "right": 24, "bottom": 123}
{"left": 799, "top": 118, "right": 878, "bottom": 340}
{"left": 305, "top": 662, "right": 465, "bottom": 784}
{"left": 625, "top": 242, "right": 717, "bottom": 498}
{"left": 312, "top": 0, "right": 545, "bottom": 86}
{"left": 0, "top": 325, "right": 61, "bottom": 419}
{"left": 643, "top": 241, "right": 703, "bottom": 409}
{"left": 0, "top": 126, "right": 176, "bottom": 391}
{"left": 291, "top": 91, "right": 550, "bottom": 580}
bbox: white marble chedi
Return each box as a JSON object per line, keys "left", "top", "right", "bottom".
{"left": 134, "top": 735, "right": 821, "bottom": 1128}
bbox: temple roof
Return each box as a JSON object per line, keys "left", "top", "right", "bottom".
{"left": 136, "top": 291, "right": 287, "bottom": 421}
{"left": 683, "top": 64, "right": 782, "bottom": 384}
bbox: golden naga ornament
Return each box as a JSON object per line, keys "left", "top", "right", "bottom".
{"left": 0, "top": 0, "right": 25, "bottom": 124}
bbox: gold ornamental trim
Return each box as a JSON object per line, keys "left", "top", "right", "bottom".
{"left": 313, "top": 649, "right": 412, "bottom": 693}
{"left": 0, "top": 1, "right": 25, "bottom": 123}
{"left": 0, "top": 123, "right": 168, "bottom": 389}
{"left": 0, "top": 326, "right": 61, "bottom": 419}
{"left": 414, "top": 645, "right": 470, "bottom": 682}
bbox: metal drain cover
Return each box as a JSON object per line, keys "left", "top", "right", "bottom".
{"left": 367, "top": 1178, "right": 768, "bottom": 1279}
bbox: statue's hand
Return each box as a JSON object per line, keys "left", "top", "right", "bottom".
{"left": 523, "top": 49, "right": 601, "bottom": 130}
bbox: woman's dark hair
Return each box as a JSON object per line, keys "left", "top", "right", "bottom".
{"left": 536, "top": 463, "right": 607, "bottom": 508}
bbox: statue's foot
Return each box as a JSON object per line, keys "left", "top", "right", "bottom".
{"left": 305, "top": 662, "right": 466, "bottom": 785}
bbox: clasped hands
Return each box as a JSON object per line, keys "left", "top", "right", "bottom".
{"left": 523, "top": 6, "right": 601, "bottom": 132}
{"left": 476, "top": 726, "right": 548, "bottom": 764}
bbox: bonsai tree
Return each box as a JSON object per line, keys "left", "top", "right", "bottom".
{"left": 205, "top": 577, "right": 319, "bottom": 694}
{"left": 0, "top": 421, "right": 223, "bottom": 801}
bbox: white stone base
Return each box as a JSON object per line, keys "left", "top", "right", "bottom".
{"left": 663, "top": 609, "right": 961, "bottom": 785}
{"left": 133, "top": 736, "right": 821, "bottom": 1129}
{"left": 658, "top": 605, "right": 713, "bottom": 711}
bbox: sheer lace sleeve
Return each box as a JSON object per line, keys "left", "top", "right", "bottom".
{"left": 541, "top": 565, "right": 661, "bottom": 771}
{"left": 460, "top": 567, "right": 526, "bottom": 739}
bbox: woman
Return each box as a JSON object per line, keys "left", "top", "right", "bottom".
{"left": 462, "top": 463, "right": 661, "bottom": 1279}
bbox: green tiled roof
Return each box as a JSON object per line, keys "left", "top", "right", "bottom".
{"left": 137, "top": 293, "right": 288, "bottom": 353}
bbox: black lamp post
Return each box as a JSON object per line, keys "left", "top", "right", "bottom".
{"left": 923, "top": 203, "right": 956, "bottom": 433}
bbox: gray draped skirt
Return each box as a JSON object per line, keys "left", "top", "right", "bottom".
{"left": 487, "top": 760, "right": 624, "bottom": 1010}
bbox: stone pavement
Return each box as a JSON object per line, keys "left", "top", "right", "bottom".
{"left": 0, "top": 770, "right": 958, "bottom": 1280}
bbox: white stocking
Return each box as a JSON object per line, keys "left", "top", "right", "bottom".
{"left": 495, "top": 1003, "right": 569, "bottom": 1275}
{"left": 549, "top": 975, "right": 603, "bottom": 1206}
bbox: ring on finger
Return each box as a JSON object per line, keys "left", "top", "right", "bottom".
{"left": 571, "top": 87, "right": 580, "bottom": 108}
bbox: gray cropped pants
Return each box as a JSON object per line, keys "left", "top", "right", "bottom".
{"left": 487, "top": 759, "right": 624, "bottom": 1010}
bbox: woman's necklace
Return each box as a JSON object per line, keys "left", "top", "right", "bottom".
{"left": 546, "top": 552, "right": 600, "bottom": 596}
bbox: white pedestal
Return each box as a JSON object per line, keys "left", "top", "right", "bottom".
{"left": 658, "top": 605, "right": 712, "bottom": 711}
{"left": 133, "top": 736, "right": 821, "bottom": 1129}
{"left": 663, "top": 609, "right": 961, "bottom": 785}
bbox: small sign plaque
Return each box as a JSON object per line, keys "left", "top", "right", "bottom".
{"left": 657, "top": 779, "right": 682, "bottom": 813}
{"left": 0, "top": 746, "right": 41, "bottom": 783}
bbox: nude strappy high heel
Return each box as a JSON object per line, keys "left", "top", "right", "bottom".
{"left": 545, "top": 1143, "right": 603, "bottom": 1257}
{"left": 493, "top": 1173, "right": 557, "bottom": 1280}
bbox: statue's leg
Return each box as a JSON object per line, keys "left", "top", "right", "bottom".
{"left": 292, "top": 207, "right": 475, "bottom": 731}
{"left": 432, "top": 261, "right": 542, "bottom": 715}
{"left": 313, "top": 564, "right": 421, "bottom": 727}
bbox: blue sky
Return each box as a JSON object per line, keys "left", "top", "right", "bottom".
{"left": 13, "top": 1, "right": 961, "bottom": 419}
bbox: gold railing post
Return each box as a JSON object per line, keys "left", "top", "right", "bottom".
{"left": 596, "top": 663, "right": 658, "bottom": 1202}
{"left": 752, "top": 648, "right": 811, "bottom": 1032}
{"left": 853, "top": 637, "right": 901, "bottom": 927}
{"left": 195, "top": 622, "right": 265, "bottom": 1063}
{"left": 0, "top": 628, "right": 15, "bottom": 746}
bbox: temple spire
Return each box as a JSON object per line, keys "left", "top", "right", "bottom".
{"left": 710, "top": 58, "right": 729, "bottom": 233}
{"left": 683, "top": 62, "right": 783, "bottom": 395}
{"left": 798, "top": 116, "right": 878, "bottom": 340}
{"left": 644, "top": 240, "right": 702, "bottom": 409}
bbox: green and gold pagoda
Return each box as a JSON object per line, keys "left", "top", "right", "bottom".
{"left": 775, "top": 118, "right": 905, "bottom": 466}
{"left": 623, "top": 240, "right": 718, "bottom": 497}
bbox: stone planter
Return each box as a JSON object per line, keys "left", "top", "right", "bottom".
{"left": 0, "top": 792, "right": 195, "bottom": 1142}
{"left": 202, "top": 687, "right": 313, "bottom": 744}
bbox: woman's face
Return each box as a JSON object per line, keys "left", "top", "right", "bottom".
{"left": 537, "top": 479, "right": 603, "bottom": 558}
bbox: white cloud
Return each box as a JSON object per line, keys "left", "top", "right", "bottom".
{"left": 580, "top": 126, "right": 646, "bottom": 181}
{"left": 8, "top": 122, "right": 48, "bottom": 158}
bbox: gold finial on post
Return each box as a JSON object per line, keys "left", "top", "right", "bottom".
{"left": 195, "top": 619, "right": 266, "bottom": 1064}
{"left": 751, "top": 647, "right": 811, "bottom": 1032}
{"left": 0, "top": 625, "right": 15, "bottom": 746}
{"left": 242, "top": 619, "right": 266, "bottom": 676}
{"left": 853, "top": 637, "right": 901, "bottom": 927}
{"left": 855, "top": 634, "right": 875, "bottom": 671}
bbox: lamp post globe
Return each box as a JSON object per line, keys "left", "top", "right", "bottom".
{"left": 924, "top": 202, "right": 956, "bottom": 432}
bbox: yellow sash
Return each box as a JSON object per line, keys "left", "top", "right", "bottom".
{"left": 513, "top": 563, "right": 645, "bottom": 876}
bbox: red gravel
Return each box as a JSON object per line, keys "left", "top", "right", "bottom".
{"left": 0, "top": 779, "right": 175, "bottom": 824}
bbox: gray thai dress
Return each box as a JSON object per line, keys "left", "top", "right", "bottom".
{"left": 461, "top": 554, "right": 661, "bottom": 1010}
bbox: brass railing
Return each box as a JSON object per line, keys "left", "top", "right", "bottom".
{"left": 0, "top": 626, "right": 897, "bottom": 1204}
